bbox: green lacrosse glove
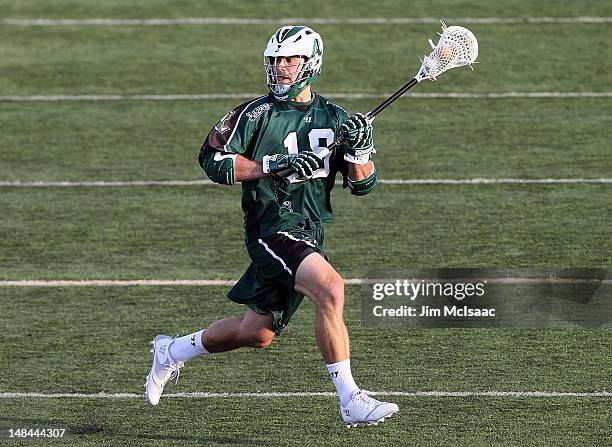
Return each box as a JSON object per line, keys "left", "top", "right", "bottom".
{"left": 262, "top": 151, "right": 323, "bottom": 178}
{"left": 341, "top": 112, "right": 374, "bottom": 165}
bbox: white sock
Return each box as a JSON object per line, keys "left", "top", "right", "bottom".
{"left": 169, "top": 330, "right": 209, "bottom": 363}
{"left": 326, "top": 359, "right": 359, "bottom": 406}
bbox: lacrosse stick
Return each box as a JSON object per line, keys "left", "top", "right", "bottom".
{"left": 285, "top": 21, "right": 478, "bottom": 181}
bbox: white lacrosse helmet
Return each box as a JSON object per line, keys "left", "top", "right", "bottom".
{"left": 264, "top": 26, "right": 323, "bottom": 101}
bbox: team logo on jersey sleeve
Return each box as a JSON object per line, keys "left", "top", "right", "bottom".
{"left": 246, "top": 103, "right": 272, "bottom": 121}
{"left": 215, "top": 110, "right": 235, "bottom": 133}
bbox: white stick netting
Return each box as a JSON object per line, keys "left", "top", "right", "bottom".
{"left": 416, "top": 22, "right": 479, "bottom": 81}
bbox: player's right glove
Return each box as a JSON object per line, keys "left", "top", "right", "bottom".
{"left": 262, "top": 151, "right": 323, "bottom": 178}
{"left": 341, "top": 112, "right": 374, "bottom": 165}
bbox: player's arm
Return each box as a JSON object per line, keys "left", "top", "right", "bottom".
{"left": 235, "top": 155, "right": 266, "bottom": 182}
{"left": 199, "top": 145, "right": 323, "bottom": 184}
{"left": 200, "top": 99, "right": 323, "bottom": 184}
{"left": 347, "top": 160, "right": 375, "bottom": 181}
{"left": 199, "top": 145, "right": 264, "bottom": 184}
{"left": 341, "top": 113, "right": 378, "bottom": 196}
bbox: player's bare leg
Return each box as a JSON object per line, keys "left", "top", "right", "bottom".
{"left": 295, "top": 252, "right": 399, "bottom": 427}
{"left": 295, "top": 252, "right": 349, "bottom": 363}
{"left": 203, "top": 310, "right": 275, "bottom": 352}
{"left": 145, "top": 310, "right": 274, "bottom": 405}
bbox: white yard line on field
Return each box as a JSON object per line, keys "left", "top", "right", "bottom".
{"left": 0, "top": 180, "right": 218, "bottom": 187}
{"left": 1, "top": 178, "right": 611, "bottom": 188}
{"left": 0, "top": 279, "right": 238, "bottom": 287}
{"left": 0, "top": 390, "right": 609, "bottom": 399}
{"left": 0, "top": 278, "right": 610, "bottom": 287}
{"left": 1, "top": 92, "right": 612, "bottom": 102}
{"left": 2, "top": 17, "right": 612, "bottom": 26}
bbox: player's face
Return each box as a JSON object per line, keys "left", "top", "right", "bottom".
{"left": 274, "top": 56, "right": 304, "bottom": 84}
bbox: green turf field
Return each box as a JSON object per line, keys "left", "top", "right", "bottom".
{"left": 0, "top": 1, "right": 610, "bottom": 445}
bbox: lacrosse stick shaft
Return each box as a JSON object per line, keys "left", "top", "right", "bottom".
{"left": 317, "top": 76, "right": 419, "bottom": 158}
{"left": 366, "top": 77, "right": 419, "bottom": 119}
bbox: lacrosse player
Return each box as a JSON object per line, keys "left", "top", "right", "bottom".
{"left": 145, "top": 25, "right": 398, "bottom": 427}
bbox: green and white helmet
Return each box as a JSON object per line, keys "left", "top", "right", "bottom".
{"left": 264, "top": 26, "right": 323, "bottom": 101}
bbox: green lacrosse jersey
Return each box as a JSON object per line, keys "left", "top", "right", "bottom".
{"left": 203, "top": 92, "right": 350, "bottom": 243}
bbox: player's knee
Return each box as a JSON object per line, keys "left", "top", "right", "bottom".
{"left": 248, "top": 332, "right": 275, "bottom": 349}
{"left": 318, "top": 276, "right": 345, "bottom": 313}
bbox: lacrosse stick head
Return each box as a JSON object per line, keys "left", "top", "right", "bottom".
{"left": 416, "top": 21, "right": 478, "bottom": 82}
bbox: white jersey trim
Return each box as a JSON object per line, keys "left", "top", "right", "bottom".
{"left": 223, "top": 95, "right": 268, "bottom": 153}
{"left": 277, "top": 231, "right": 318, "bottom": 249}
{"left": 258, "top": 238, "right": 293, "bottom": 275}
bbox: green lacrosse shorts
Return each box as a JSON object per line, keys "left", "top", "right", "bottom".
{"left": 228, "top": 220, "right": 326, "bottom": 335}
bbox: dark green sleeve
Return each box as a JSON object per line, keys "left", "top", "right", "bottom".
{"left": 203, "top": 96, "right": 268, "bottom": 155}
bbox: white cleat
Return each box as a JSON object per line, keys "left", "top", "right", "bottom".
{"left": 144, "top": 334, "right": 184, "bottom": 406}
{"left": 340, "top": 390, "right": 399, "bottom": 428}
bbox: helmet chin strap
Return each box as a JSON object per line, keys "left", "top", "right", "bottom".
{"left": 274, "top": 84, "right": 291, "bottom": 96}
{"left": 273, "top": 82, "right": 309, "bottom": 101}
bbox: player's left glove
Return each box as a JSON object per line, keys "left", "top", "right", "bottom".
{"left": 341, "top": 113, "right": 374, "bottom": 165}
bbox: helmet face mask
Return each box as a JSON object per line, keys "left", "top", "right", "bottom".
{"left": 264, "top": 26, "right": 323, "bottom": 101}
